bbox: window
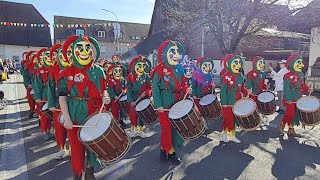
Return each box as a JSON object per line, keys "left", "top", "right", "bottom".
{"left": 75, "top": 29, "right": 84, "bottom": 36}
{"left": 131, "top": 36, "right": 140, "bottom": 40}
{"left": 98, "top": 31, "right": 106, "bottom": 38}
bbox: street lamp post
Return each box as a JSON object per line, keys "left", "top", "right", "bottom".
{"left": 102, "top": 9, "right": 120, "bottom": 55}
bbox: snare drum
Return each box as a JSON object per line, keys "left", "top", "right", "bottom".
{"left": 257, "top": 91, "right": 276, "bottom": 115}
{"left": 135, "top": 98, "right": 158, "bottom": 125}
{"left": 296, "top": 96, "right": 320, "bottom": 126}
{"left": 79, "top": 111, "right": 131, "bottom": 165}
{"left": 233, "top": 98, "right": 261, "bottom": 131}
{"left": 198, "top": 94, "right": 221, "bottom": 119}
{"left": 119, "top": 95, "right": 130, "bottom": 116}
{"left": 30, "top": 89, "right": 34, "bottom": 96}
{"left": 58, "top": 112, "right": 65, "bottom": 125}
{"left": 169, "top": 99, "right": 205, "bottom": 140}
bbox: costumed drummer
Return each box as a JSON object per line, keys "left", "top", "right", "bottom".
{"left": 20, "top": 51, "right": 36, "bottom": 119}
{"left": 47, "top": 44, "right": 73, "bottom": 160}
{"left": 127, "top": 55, "right": 152, "bottom": 138}
{"left": 33, "top": 48, "right": 52, "bottom": 140}
{"left": 58, "top": 35, "right": 110, "bottom": 180}
{"left": 278, "top": 55, "right": 312, "bottom": 137}
{"left": 152, "top": 40, "right": 192, "bottom": 165}
{"left": 220, "top": 54, "right": 250, "bottom": 143}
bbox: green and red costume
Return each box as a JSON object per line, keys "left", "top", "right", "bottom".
{"left": 220, "top": 54, "right": 248, "bottom": 132}
{"left": 59, "top": 35, "right": 106, "bottom": 176}
{"left": 152, "top": 40, "right": 188, "bottom": 154}
{"left": 20, "top": 51, "right": 36, "bottom": 113}
{"left": 47, "top": 44, "right": 68, "bottom": 150}
{"left": 127, "top": 55, "right": 152, "bottom": 128}
{"left": 246, "top": 56, "right": 267, "bottom": 102}
{"left": 33, "top": 48, "right": 52, "bottom": 133}
{"left": 281, "top": 55, "right": 310, "bottom": 126}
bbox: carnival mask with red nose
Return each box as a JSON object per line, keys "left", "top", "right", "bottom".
{"left": 113, "top": 66, "right": 123, "bottom": 80}
{"left": 158, "top": 40, "right": 185, "bottom": 67}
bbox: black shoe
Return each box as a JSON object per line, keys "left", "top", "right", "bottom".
{"left": 168, "top": 152, "right": 181, "bottom": 165}
{"left": 160, "top": 149, "right": 167, "bottom": 162}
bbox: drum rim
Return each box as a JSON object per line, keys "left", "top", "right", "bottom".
{"left": 135, "top": 98, "right": 152, "bottom": 112}
{"left": 41, "top": 102, "right": 49, "bottom": 112}
{"left": 257, "top": 91, "right": 275, "bottom": 103}
{"left": 296, "top": 96, "right": 320, "bottom": 113}
{"left": 199, "top": 93, "right": 217, "bottom": 106}
{"left": 119, "top": 94, "right": 127, "bottom": 101}
{"left": 232, "top": 98, "right": 257, "bottom": 117}
{"left": 78, "top": 111, "right": 114, "bottom": 143}
{"left": 168, "top": 99, "right": 194, "bottom": 120}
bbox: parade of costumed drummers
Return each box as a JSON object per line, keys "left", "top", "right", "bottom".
{"left": 33, "top": 48, "right": 53, "bottom": 140}
{"left": 126, "top": 55, "right": 152, "bottom": 138}
{"left": 278, "top": 55, "right": 312, "bottom": 137}
{"left": 220, "top": 54, "right": 251, "bottom": 143}
{"left": 47, "top": 44, "right": 73, "bottom": 160}
{"left": 152, "top": 40, "right": 193, "bottom": 164}
{"left": 58, "top": 35, "right": 111, "bottom": 180}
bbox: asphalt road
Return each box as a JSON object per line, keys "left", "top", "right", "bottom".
{"left": 1, "top": 74, "right": 320, "bottom": 180}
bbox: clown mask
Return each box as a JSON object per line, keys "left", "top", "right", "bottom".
{"left": 43, "top": 50, "right": 54, "bottom": 66}
{"left": 229, "top": 58, "right": 242, "bottom": 74}
{"left": 112, "top": 55, "right": 121, "bottom": 63}
{"left": 167, "top": 45, "right": 181, "bottom": 66}
{"left": 256, "top": 59, "right": 266, "bottom": 71}
{"left": 113, "top": 67, "right": 123, "bottom": 80}
{"left": 58, "top": 49, "right": 72, "bottom": 68}
{"left": 293, "top": 58, "right": 304, "bottom": 72}
{"left": 184, "top": 67, "right": 193, "bottom": 78}
{"left": 135, "top": 62, "right": 146, "bottom": 76}
{"left": 201, "top": 62, "right": 213, "bottom": 74}
{"left": 74, "top": 41, "right": 93, "bottom": 66}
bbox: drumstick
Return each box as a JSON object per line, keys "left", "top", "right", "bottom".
{"left": 134, "top": 94, "right": 143, "bottom": 104}
{"left": 94, "top": 101, "right": 106, "bottom": 127}
{"left": 54, "top": 109, "right": 62, "bottom": 112}
{"left": 153, "top": 108, "right": 179, "bottom": 112}
{"left": 73, "top": 125, "right": 95, "bottom": 128}
{"left": 114, "top": 92, "right": 123, "bottom": 102}
{"left": 178, "top": 85, "right": 192, "bottom": 110}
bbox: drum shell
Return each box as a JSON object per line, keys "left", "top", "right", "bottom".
{"left": 233, "top": 99, "right": 261, "bottom": 131}
{"left": 136, "top": 100, "right": 158, "bottom": 125}
{"left": 297, "top": 97, "right": 320, "bottom": 126}
{"left": 257, "top": 92, "right": 276, "bottom": 115}
{"left": 78, "top": 111, "right": 131, "bottom": 164}
{"left": 169, "top": 102, "right": 205, "bottom": 140}
{"left": 119, "top": 99, "right": 130, "bottom": 116}
{"left": 199, "top": 96, "right": 221, "bottom": 119}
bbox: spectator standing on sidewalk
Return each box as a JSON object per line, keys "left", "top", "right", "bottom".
{"left": 269, "top": 59, "right": 289, "bottom": 113}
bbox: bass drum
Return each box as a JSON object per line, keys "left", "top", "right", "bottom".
{"left": 198, "top": 94, "right": 221, "bottom": 120}
{"left": 296, "top": 96, "right": 320, "bottom": 126}
{"left": 119, "top": 95, "right": 130, "bottom": 116}
{"left": 257, "top": 91, "right": 276, "bottom": 115}
{"left": 135, "top": 98, "right": 158, "bottom": 125}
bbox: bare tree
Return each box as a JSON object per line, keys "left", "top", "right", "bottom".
{"left": 160, "top": 0, "right": 312, "bottom": 55}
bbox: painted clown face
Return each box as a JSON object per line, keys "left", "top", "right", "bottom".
{"left": 43, "top": 50, "right": 54, "bottom": 66}
{"left": 74, "top": 41, "right": 93, "bottom": 66}
{"left": 166, "top": 45, "right": 181, "bottom": 66}
{"left": 256, "top": 59, "right": 266, "bottom": 71}
{"left": 201, "top": 61, "right": 213, "bottom": 74}
{"left": 229, "top": 58, "right": 242, "bottom": 74}
{"left": 112, "top": 55, "right": 121, "bottom": 63}
{"left": 135, "top": 62, "right": 146, "bottom": 76}
{"left": 58, "top": 49, "right": 73, "bottom": 68}
{"left": 184, "top": 67, "right": 193, "bottom": 78}
{"left": 293, "top": 58, "right": 304, "bottom": 72}
{"left": 32, "top": 53, "right": 38, "bottom": 65}
{"left": 113, "top": 67, "right": 123, "bottom": 80}
{"left": 38, "top": 53, "right": 45, "bottom": 67}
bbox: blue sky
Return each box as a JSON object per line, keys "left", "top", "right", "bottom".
{"left": 5, "top": 0, "right": 155, "bottom": 39}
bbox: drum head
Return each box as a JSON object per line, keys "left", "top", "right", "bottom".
{"left": 135, "top": 99, "right": 151, "bottom": 112}
{"left": 257, "top": 92, "right": 274, "bottom": 103}
{"left": 233, "top": 99, "right": 256, "bottom": 116}
{"left": 169, "top": 99, "right": 193, "bottom": 120}
{"left": 59, "top": 113, "right": 64, "bottom": 124}
{"left": 41, "top": 102, "right": 48, "bottom": 111}
{"left": 30, "top": 89, "right": 34, "bottom": 95}
{"left": 297, "top": 96, "right": 320, "bottom": 112}
{"left": 79, "top": 112, "right": 112, "bottom": 142}
{"left": 119, "top": 95, "right": 127, "bottom": 102}
{"left": 199, "top": 94, "right": 216, "bottom": 106}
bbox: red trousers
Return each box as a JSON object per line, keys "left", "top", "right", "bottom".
{"left": 26, "top": 87, "right": 35, "bottom": 112}
{"left": 111, "top": 100, "right": 120, "bottom": 120}
{"left": 158, "top": 112, "right": 172, "bottom": 153}
{"left": 129, "top": 106, "right": 138, "bottom": 127}
{"left": 53, "top": 109, "right": 67, "bottom": 149}
{"left": 68, "top": 125, "right": 86, "bottom": 176}
{"left": 281, "top": 103, "right": 296, "bottom": 125}
{"left": 221, "top": 107, "right": 235, "bottom": 131}
{"left": 36, "top": 101, "right": 52, "bottom": 132}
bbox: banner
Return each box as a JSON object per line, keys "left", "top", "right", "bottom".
{"left": 0, "top": 21, "right": 114, "bottom": 28}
